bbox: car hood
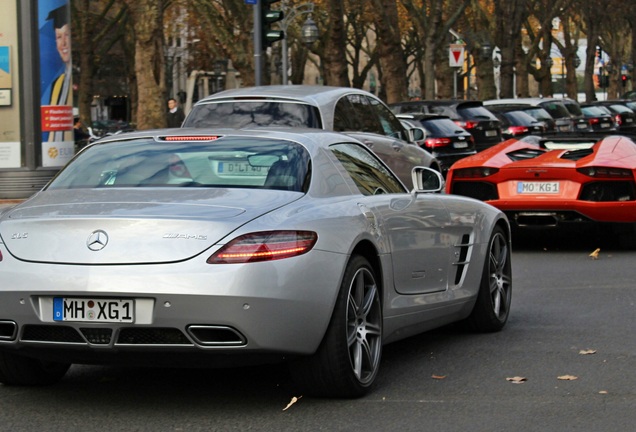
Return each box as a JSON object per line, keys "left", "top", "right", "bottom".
{"left": 0, "top": 189, "right": 301, "bottom": 265}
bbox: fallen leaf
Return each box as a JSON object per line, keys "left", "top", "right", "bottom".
{"left": 282, "top": 396, "right": 302, "bottom": 411}
{"left": 431, "top": 374, "right": 446, "bottom": 380}
{"left": 506, "top": 376, "right": 527, "bottom": 384}
{"left": 579, "top": 349, "right": 597, "bottom": 355}
{"left": 557, "top": 375, "right": 578, "bottom": 381}
{"left": 589, "top": 248, "right": 600, "bottom": 259}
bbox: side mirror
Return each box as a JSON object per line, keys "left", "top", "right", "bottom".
{"left": 411, "top": 166, "right": 445, "bottom": 193}
{"left": 408, "top": 127, "right": 427, "bottom": 145}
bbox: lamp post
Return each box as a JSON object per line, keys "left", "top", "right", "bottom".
{"left": 279, "top": 1, "right": 319, "bottom": 85}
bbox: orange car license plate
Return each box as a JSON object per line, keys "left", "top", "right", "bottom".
{"left": 517, "top": 181, "right": 560, "bottom": 194}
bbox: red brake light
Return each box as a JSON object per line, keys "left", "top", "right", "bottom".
{"left": 163, "top": 136, "right": 220, "bottom": 141}
{"left": 507, "top": 126, "right": 528, "bottom": 136}
{"left": 577, "top": 167, "right": 633, "bottom": 178}
{"left": 614, "top": 114, "right": 622, "bottom": 125}
{"left": 424, "top": 138, "right": 452, "bottom": 149}
{"left": 207, "top": 231, "right": 317, "bottom": 264}
{"left": 589, "top": 118, "right": 600, "bottom": 125}
{"left": 455, "top": 120, "right": 478, "bottom": 129}
{"left": 453, "top": 167, "right": 499, "bottom": 178}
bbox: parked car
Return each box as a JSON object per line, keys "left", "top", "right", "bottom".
{"left": 445, "top": 132, "right": 636, "bottom": 243}
{"left": 484, "top": 98, "right": 590, "bottom": 133}
{"left": 488, "top": 109, "right": 547, "bottom": 139}
{"left": 485, "top": 104, "right": 558, "bottom": 134}
{"left": 183, "top": 85, "right": 441, "bottom": 187}
{"left": 0, "top": 128, "right": 512, "bottom": 397}
{"left": 588, "top": 101, "right": 636, "bottom": 132}
{"left": 397, "top": 113, "right": 476, "bottom": 174}
{"left": 389, "top": 100, "right": 503, "bottom": 152}
{"left": 579, "top": 104, "right": 616, "bottom": 132}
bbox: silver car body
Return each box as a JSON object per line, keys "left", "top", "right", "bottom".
{"left": 0, "top": 128, "right": 509, "bottom": 393}
{"left": 183, "top": 85, "right": 441, "bottom": 187}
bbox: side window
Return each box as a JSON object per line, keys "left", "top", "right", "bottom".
{"left": 346, "top": 94, "right": 384, "bottom": 134}
{"left": 368, "top": 96, "right": 407, "bottom": 140}
{"left": 334, "top": 97, "right": 355, "bottom": 131}
{"left": 330, "top": 143, "right": 405, "bottom": 195}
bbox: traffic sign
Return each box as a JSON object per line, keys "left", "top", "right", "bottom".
{"left": 449, "top": 44, "right": 465, "bottom": 68}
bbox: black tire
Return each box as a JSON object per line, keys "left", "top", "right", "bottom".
{"left": 290, "top": 255, "right": 382, "bottom": 398}
{"left": 0, "top": 351, "right": 70, "bottom": 386}
{"left": 467, "top": 226, "right": 512, "bottom": 332}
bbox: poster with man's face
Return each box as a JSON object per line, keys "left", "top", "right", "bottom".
{"left": 39, "top": 0, "right": 74, "bottom": 167}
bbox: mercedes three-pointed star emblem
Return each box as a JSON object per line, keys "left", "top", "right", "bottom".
{"left": 87, "top": 230, "right": 109, "bottom": 251}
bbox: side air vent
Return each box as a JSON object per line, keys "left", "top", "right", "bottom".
{"left": 453, "top": 234, "right": 472, "bottom": 285}
{"left": 506, "top": 149, "right": 545, "bottom": 161}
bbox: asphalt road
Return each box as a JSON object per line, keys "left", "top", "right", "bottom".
{"left": 0, "top": 228, "right": 634, "bottom": 431}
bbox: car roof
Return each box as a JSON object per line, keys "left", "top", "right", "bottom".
{"left": 193, "top": 85, "right": 373, "bottom": 106}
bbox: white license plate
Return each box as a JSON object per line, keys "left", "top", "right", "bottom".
{"left": 559, "top": 125, "right": 570, "bottom": 131}
{"left": 626, "top": 118, "right": 633, "bottom": 123}
{"left": 217, "top": 162, "right": 265, "bottom": 176}
{"left": 53, "top": 298, "right": 134, "bottom": 322}
{"left": 517, "top": 181, "right": 560, "bottom": 194}
{"left": 576, "top": 123, "right": 588, "bottom": 129}
{"left": 454, "top": 141, "right": 468, "bottom": 148}
{"left": 601, "top": 123, "right": 610, "bottom": 128}
{"left": 485, "top": 130, "right": 497, "bottom": 137}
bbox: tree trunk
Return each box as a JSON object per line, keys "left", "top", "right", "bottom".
{"left": 123, "top": 0, "right": 166, "bottom": 130}
{"left": 322, "top": 0, "right": 349, "bottom": 87}
{"left": 371, "top": 0, "right": 407, "bottom": 102}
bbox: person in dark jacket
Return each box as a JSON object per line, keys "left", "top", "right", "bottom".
{"left": 167, "top": 98, "right": 185, "bottom": 127}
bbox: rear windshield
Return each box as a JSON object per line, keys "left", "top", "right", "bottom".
{"left": 608, "top": 104, "right": 633, "bottom": 113}
{"left": 538, "top": 102, "right": 571, "bottom": 119}
{"left": 183, "top": 101, "right": 323, "bottom": 129}
{"left": 563, "top": 102, "right": 583, "bottom": 116}
{"left": 581, "top": 106, "right": 610, "bottom": 116}
{"left": 457, "top": 106, "right": 499, "bottom": 120}
{"left": 419, "top": 118, "right": 467, "bottom": 135}
{"left": 47, "top": 137, "right": 311, "bottom": 192}
{"left": 502, "top": 111, "right": 540, "bottom": 125}
{"left": 524, "top": 108, "right": 554, "bottom": 122}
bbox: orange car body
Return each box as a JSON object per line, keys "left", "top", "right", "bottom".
{"left": 446, "top": 135, "right": 636, "bottom": 226}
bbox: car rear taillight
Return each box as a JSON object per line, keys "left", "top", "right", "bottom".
{"left": 452, "top": 167, "right": 499, "bottom": 178}
{"left": 506, "top": 126, "right": 528, "bottom": 136}
{"left": 454, "top": 120, "right": 478, "bottom": 129}
{"left": 577, "top": 167, "right": 634, "bottom": 179}
{"left": 589, "top": 118, "right": 599, "bottom": 125}
{"left": 614, "top": 114, "right": 622, "bottom": 126}
{"left": 424, "top": 138, "right": 452, "bottom": 149}
{"left": 207, "top": 231, "right": 317, "bottom": 264}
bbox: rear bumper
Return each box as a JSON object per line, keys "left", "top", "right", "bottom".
{"left": 0, "top": 248, "right": 346, "bottom": 363}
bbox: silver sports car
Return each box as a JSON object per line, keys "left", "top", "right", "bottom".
{"left": 0, "top": 128, "right": 512, "bottom": 398}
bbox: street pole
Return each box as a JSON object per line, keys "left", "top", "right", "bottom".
{"left": 254, "top": 2, "right": 263, "bottom": 86}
